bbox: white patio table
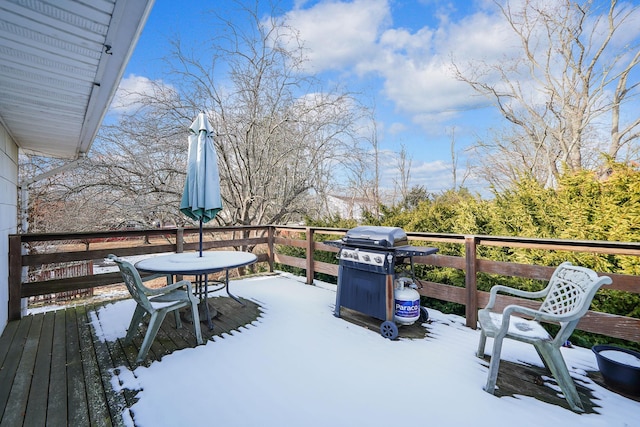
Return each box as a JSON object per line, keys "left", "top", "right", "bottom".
{"left": 135, "top": 251, "right": 257, "bottom": 329}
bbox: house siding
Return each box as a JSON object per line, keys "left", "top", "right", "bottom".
{"left": 0, "top": 124, "right": 18, "bottom": 333}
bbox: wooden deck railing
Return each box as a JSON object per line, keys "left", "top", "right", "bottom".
{"left": 8, "top": 226, "right": 640, "bottom": 343}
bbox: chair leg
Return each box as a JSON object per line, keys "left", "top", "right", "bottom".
{"left": 190, "top": 300, "right": 204, "bottom": 345}
{"left": 534, "top": 346, "right": 551, "bottom": 372}
{"left": 136, "top": 311, "right": 168, "bottom": 364}
{"left": 174, "top": 309, "right": 182, "bottom": 329}
{"left": 484, "top": 336, "right": 504, "bottom": 394}
{"left": 535, "top": 343, "right": 584, "bottom": 412}
{"left": 125, "top": 306, "right": 147, "bottom": 344}
{"left": 477, "top": 329, "right": 487, "bottom": 358}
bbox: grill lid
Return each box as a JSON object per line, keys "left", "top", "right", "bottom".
{"left": 341, "top": 226, "right": 408, "bottom": 248}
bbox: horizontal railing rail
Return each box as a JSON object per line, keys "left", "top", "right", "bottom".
{"left": 8, "top": 226, "right": 271, "bottom": 320}
{"left": 8, "top": 226, "right": 640, "bottom": 343}
{"left": 271, "top": 226, "right": 640, "bottom": 343}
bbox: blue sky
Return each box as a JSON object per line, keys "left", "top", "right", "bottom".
{"left": 115, "top": 0, "right": 640, "bottom": 197}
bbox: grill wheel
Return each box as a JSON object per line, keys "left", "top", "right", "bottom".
{"left": 380, "top": 321, "right": 399, "bottom": 340}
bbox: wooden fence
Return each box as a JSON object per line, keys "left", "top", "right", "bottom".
{"left": 8, "top": 225, "right": 640, "bottom": 343}
{"left": 27, "top": 260, "right": 94, "bottom": 304}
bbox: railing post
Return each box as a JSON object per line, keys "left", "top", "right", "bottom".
{"left": 465, "top": 235, "right": 479, "bottom": 329}
{"left": 176, "top": 227, "right": 184, "bottom": 253}
{"left": 267, "top": 226, "right": 275, "bottom": 272}
{"left": 305, "top": 227, "right": 315, "bottom": 285}
{"left": 8, "top": 235, "right": 22, "bottom": 320}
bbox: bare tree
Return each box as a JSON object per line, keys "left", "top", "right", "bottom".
{"left": 454, "top": 0, "right": 640, "bottom": 188}
{"left": 394, "top": 143, "right": 412, "bottom": 204}
{"left": 35, "top": 111, "right": 189, "bottom": 231}
{"left": 449, "top": 127, "right": 458, "bottom": 190}
{"left": 345, "top": 111, "right": 381, "bottom": 217}
{"left": 37, "top": 0, "right": 371, "bottom": 231}
{"left": 195, "top": 3, "right": 369, "bottom": 225}
{"left": 368, "top": 118, "right": 381, "bottom": 216}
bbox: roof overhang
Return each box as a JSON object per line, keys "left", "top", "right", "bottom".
{"left": 0, "top": 0, "right": 155, "bottom": 160}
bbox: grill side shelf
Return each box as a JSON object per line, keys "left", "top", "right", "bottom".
{"left": 393, "top": 246, "right": 439, "bottom": 257}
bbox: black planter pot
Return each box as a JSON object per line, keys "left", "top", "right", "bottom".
{"left": 592, "top": 344, "right": 640, "bottom": 396}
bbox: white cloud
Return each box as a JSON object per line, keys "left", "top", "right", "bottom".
{"left": 285, "top": 0, "right": 391, "bottom": 71}
{"left": 388, "top": 122, "right": 406, "bottom": 135}
{"left": 377, "top": 9, "right": 519, "bottom": 122}
{"left": 377, "top": 151, "right": 489, "bottom": 198}
{"left": 376, "top": 149, "right": 454, "bottom": 194}
{"left": 282, "top": 1, "right": 514, "bottom": 129}
{"left": 110, "top": 74, "right": 175, "bottom": 116}
{"left": 400, "top": 159, "right": 452, "bottom": 192}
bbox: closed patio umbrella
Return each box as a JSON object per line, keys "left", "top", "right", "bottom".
{"left": 180, "top": 112, "right": 222, "bottom": 256}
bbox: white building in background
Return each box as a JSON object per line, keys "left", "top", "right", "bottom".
{"left": 0, "top": 0, "right": 154, "bottom": 334}
{"left": 324, "top": 194, "right": 377, "bottom": 221}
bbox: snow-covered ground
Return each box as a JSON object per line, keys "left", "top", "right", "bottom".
{"left": 89, "top": 273, "right": 640, "bottom": 427}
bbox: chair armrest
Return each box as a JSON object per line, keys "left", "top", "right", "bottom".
{"left": 484, "top": 284, "right": 548, "bottom": 310}
{"left": 503, "top": 304, "right": 543, "bottom": 320}
{"left": 502, "top": 304, "right": 573, "bottom": 325}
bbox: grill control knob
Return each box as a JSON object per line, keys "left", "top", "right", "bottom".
{"left": 374, "top": 256, "right": 382, "bottom": 264}
{"left": 362, "top": 254, "right": 370, "bottom": 261}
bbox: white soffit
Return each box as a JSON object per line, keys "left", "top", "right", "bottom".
{"left": 0, "top": 0, "right": 154, "bottom": 159}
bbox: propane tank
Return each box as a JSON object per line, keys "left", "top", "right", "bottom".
{"left": 394, "top": 277, "right": 421, "bottom": 325}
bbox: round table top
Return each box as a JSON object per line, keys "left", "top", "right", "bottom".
{"left": 135, "top": 251, "right": 257, "bottom": 275}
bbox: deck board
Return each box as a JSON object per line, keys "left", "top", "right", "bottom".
{"left": 0, "top": 320, "right": 18, "bottom": 371}
{"left": 337, "top": 307, "right": 428, "bottom": 339}
{"left": 3, "top": 289, "right": 631, "bottom": 425}
{"left": 23, "top": 311, "right": 54, "bottom": 426}
{"left": 47, "top": 309, "right": 68, "bottom": 427}
{"left": 481, "top": 355, "right": 601, "bottom": 412}
{"left": 66, "top": 307, "right": 90, "bottom": 426}
{"left": 90, "top": 311, "right": 127, "bottom": 427}
{"left": 335, "top": 307, "right": 634, "bottom": 413}
{"left": 77, "top": 304, "right": 112, "bottom": 426}
{"left": 3, "top": 314, "right": 42, "bottom": 426}
{"left": 0, "top": 315, "right": 31, "bottom": 422}
{"left": 0, "top": 295, "right": 263, "bottom": 426}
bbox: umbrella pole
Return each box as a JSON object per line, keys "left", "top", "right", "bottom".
{"left": 199, "top": 217, "right": 203, "bottom": 257}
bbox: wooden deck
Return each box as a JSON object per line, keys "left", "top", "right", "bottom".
{"left": 2, "top": 295, "right": 638, "bottom": 426}
{"left": 0, "top": 296, "right": 263, "bottom": 426}
{"left": 338, "top": 307, "right": 640, "bottom": 413}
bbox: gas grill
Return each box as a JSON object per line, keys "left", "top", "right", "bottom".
{"left": 326, "top": 226, "right": 438, "bottom": 339}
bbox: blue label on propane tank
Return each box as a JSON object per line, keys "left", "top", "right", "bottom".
{"left": 395, "top": 299, "right": 420, "bottom": 318}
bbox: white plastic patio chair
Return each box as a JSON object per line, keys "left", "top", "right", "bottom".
{"left": 108, "top": 254, "right": 204, "bottom": 363}
{"left": 476, "top": 261, "right": 612, "bottom": 412}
